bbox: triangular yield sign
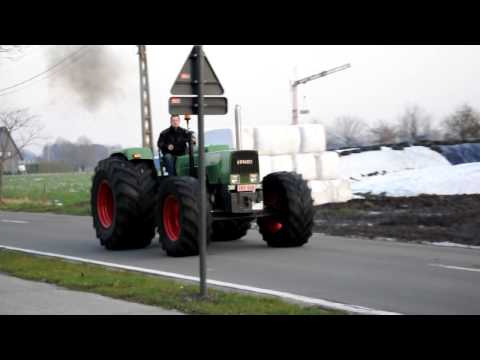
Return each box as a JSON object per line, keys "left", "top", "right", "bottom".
{"left": 171, "top": 47, "right": 224, "bottom": 95}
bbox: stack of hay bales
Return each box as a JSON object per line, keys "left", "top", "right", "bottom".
{"left": 241, "top": 124, "right": 352, "bottom": 206}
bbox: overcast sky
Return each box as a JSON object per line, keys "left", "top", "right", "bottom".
{"left": 1, "top": 45, "right": 480, "bottom": 155}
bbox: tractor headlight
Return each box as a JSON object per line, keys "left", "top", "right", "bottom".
{"left": 249, "top": 173, "right": 259, "bottom": 183}
{"left": 230, "top": 174, "right": 240, "bottom": 185}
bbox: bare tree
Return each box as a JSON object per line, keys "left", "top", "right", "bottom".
{"left": 327, "top": 116, "right": 368, "bottom": 148}
{"left": 369, "top": 120, "right": 398, "bottom": 144}
{"left": 443, "top": 104, "right": 480, "bottom": 141}
{"left": 0, "top": 109, "right": 44, "bottom": 202}
{"left": 397, "top": 105, "right": 434, "bottom": 142}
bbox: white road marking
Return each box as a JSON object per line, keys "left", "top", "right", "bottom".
{"left": 429, "top": 263, "right": 480, "bottom": 273}
{"left": 1, "top": 220, "right": 29, "bottom": 224}
{"left": 423, "top": 242, "right": 480, "bottom": 250}
{"left": 0, "top": 244, "right": 401, "bottom": 315}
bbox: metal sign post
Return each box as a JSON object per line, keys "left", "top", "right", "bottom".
{"left": 170, "top": 45, "right": 226, "bottom": 299}
{"left": 195, "top": 45, "right": 208, "bottom": 298}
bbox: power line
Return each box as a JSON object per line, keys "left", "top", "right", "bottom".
{"left": 0, "top": 45, "right": 41, "bottom": 64}
{"left": 0, "top": 47, "right": 94, "bottom": 98}
{"left": 0, "top": 46, "right": 91, "bottom": 96}
{"left": 0, "top": 45, "right": 90, "bottom": 94}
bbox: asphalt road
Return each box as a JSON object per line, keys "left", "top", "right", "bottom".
{"left": 1, "top": 211, "right": 480, "bottom": 315}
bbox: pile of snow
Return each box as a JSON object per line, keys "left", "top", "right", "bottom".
{"left": 425, "top": 242, "right": 480, "bottom": 250}
{"left": 351, "top": 163, "right": 480, "bottom": 197}
{"left": 339, "top": 146, "right": 451, "bottom": 180}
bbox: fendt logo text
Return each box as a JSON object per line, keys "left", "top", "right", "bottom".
{"left": 237, "top": 160, "right": 254, "bottom": 165}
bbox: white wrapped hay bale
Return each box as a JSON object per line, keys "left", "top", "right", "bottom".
{"left": 241, "top": 127, "right": 255, "bottom": 150}
{"left": 307, "top": 179, "right": 353, "bottom": 206}
{"left": 271, "top": 155, "right": 295, "bottom": 173}
{"left": 330, "top": 179, "right": 353, "bottom": 202}
{"left": 259, "top": 155, "right": 273, "bottom": 178}
{"left": 254, "top": 125, "right": 301, "bottom": 155}
{"left": 307, "top": 180, "right": 335, "bottom": 206}
{"left": 299, "top": 124, "right": 326, "bottom": 153}
{"left": 316, "top": 151, "right": 340, "bottom": 180}
{"left": 293, "top": 153, "right": 317, "bottom": 181}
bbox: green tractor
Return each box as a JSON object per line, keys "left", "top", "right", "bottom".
{"left": 90, "top": 138, "right": 315, "bottom": 257}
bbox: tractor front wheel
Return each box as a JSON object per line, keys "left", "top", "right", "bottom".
{"left": 257, "top": 171, "right": 314, "bottom": 247}
{"left": 157, "top": 176, "right": 211, "bottom": 257}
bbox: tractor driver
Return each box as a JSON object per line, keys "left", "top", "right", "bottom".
{"left": 157, "top": 114, "right": 195, "bottom": 176}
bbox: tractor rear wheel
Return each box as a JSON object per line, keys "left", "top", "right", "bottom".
{"left": 157, "top": 176, "right": 211, "bottom": 257}
{"left": 211, "top": 219, "right": 251, "bottom": 242}
{"left": 91, "top": 155, "right": 158, "bottom": 250}
{"left": 257, "top": 171, "right": 314, "bottom": 247}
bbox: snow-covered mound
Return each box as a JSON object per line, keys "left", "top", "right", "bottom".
{"left": 351, "top": 163, "right": 480, "bottom": 197}
{"left": 339, "top": 146, "right": 452, "bottom": 180}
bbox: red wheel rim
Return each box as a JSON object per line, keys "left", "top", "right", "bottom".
{"left": 263, "top": 191, "right": 283, "bottom": 234}
{"left": 264, "top": 218, "right": 283, "bottom": 234}
{"left": 163, "top": 195, "right": 180, "bottom": 241}
{"left": 97, "top": 180, "right": 114, "bottom": 229}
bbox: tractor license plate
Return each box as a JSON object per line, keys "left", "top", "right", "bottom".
{"left": 237, "top": 184, "right": 256, "bottom": 192}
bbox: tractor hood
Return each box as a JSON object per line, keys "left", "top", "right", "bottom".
{"left": 176, "top": 146, "right": 260, "bottom": 185}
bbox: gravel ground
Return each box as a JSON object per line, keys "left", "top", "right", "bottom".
{"left": 314, "top": 194, "right": 480, "bottom": 245}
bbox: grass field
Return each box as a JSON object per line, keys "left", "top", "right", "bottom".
{"left": 0, "top": 172, "right": 92, "bottom": 215}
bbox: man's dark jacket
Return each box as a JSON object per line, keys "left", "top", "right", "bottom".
{"left": 157, "top": 126, "right": 191, "bottom": 157}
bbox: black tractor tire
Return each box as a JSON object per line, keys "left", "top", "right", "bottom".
{"left": 211, "top": 219, "right": 251, "bottom": 242}
{"left": 157, "top": 176, "right": 211, "bottom": 257}
{"left": 91, "top": 155, "right": 158, "bottom": 250}
{"left": 257, "top": 171, "right": 314, "bottom": 247}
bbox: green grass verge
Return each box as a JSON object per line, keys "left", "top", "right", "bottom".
{"left": 0, "top": 249, "right": 345, "bottom": 315}
{"left": 0, "top": 173, "right": 91, "bottom": 215}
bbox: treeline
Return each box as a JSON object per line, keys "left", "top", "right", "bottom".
{"left": 25, "top": 136, "right": 121, "bottom": 173}
{"left": 322, "top": 103, "right": 480, "bottom": 149}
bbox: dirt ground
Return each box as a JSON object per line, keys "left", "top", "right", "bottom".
{"left": 313, "top": 194, "right": 480, "bottom": 246}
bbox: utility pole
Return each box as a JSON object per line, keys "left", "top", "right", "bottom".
{"left": 291, "top": 63, "right": 351, "bottom": 125}
{"left": 137, "top": 45, "right": 154, "bottom": 152}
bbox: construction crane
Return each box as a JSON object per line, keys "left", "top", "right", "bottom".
{"left": 291, "top": 63, "right": 351, "bottom": 125}
{"left": 137, "top": 45, "right": 154, "bottom": 152}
